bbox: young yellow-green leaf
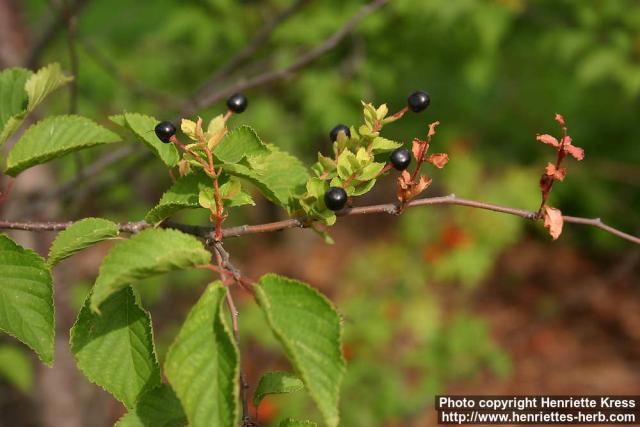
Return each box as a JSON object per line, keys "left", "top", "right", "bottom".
{"left": 214, "top": 125, "right": 269, "bottom": 163}
{"left": 223, "top": 144, "right": 308, "bottom": 210}
{"left": 165, "top": 283, "right": 239, "bottom": 427}
{"left": 253, "top": 371, "right": 304, "bottom": 407}
{"left": 370, "top": 137, "right": 402, "bottom": 154}
{"left": 25, "top": 63, "right": 73, "bottom": 112}
{"left": 0, "top": 68, "right": 32, "bottom": 146}
{"left": 145, "top": 172, "right": 253, "bottom": 224}
{"left": 0, "top": 344, "right": 33, "bottom": 394}
{"left": 0, "top": 235, "right": 54, "bottom": 365}
{"left": 5, "top": 115, "right": 121, "bottom": 176}
{"left": 123, "top": 113, "right": 180, "bottom": 167}
{"left": 48, "top": 218, "right": 120, "bottom": 266}
{"left": 256, "top": 274, "right": 345, "bottom": 427}
{"left": 71, "top": 287, "right": 160, "bottom": 408}
{"left": 279, "top": 418, "right": 317, "bottom": 427}
{"left": 357, "top": 162, "right": 385, "bottom": 181}
{"left": 115, "top": 384, "right": 187, "bottom": 427}
{"left": 90, "top": 229, "right": 210, "bottom": 311}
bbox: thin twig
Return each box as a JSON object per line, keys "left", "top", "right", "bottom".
{"left": 194, "top": 0, "right": 310, "bottom": 92}
{"left": 0, "top": 194, "right": 638, "bottom": 244}
{"left": 211, "top": 246, "right": 254, "bottom": 427}
{"left": 184, "top": 0, "right": 390, "bottom": 116}
{"left": 26, "top": 0, "right": 90, "bottom": 68}
{"left": 78, "top": 38, "right": 175, "bottom": 105}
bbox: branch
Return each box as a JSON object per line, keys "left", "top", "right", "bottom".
{"left": 184, "top": 0, "right": 390, "bottom": 116}
{"left": 0, "top": 194, "right": 638, "bottom": 245}
{"left": 25, "top": 0, "right": 90, "bottom": 68}
{"left": 193, "top": 0, "right": 310, "bottom": 92}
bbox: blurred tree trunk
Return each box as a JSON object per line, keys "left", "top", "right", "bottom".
{"left": 0, "top": 2, "right": 93, "bottom": 426}
{"left": 0, "top": 0, "right": 29, "bottom": 67}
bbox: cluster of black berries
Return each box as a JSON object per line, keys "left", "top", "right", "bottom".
{"left": 155, "top": 90, "right": 430, "bottom": 213}
{"left": 324, "top": 90, "right": 430, "bottom": 211}
{"left": 154, "top": 93, "right": 248, "bottom": 143}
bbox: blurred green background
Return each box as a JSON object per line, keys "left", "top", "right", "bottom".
{"left": 0, "top": 0, "right": 639, "bottom": 426}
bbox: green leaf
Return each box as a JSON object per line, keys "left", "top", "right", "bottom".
{"left": 350, "top": 178, "right": 376, "bottom": 196}
{"left": 165, "top": 283, "right": 239, "bottom": 427}
{"left": 336, "top": 150, "right": 355, "bottom": 179}
{"left": 279, "top": 418, "right": 318, "bottom": 427}
{"left": 256, "top": 274, "right": 345, "bottom": 427}
{"left": 0, "top": 68, "right": 31, "bottom": 146}
{"left": 25, "top": 63, "right": 73, "bottom": 112}
{"left": 5, "top": 115, "right": 121, "bottom": 176}
{"left": 115, "top": 384, "right": 187, "bottom": 427}
{"left": 90, "top": 229, "right": 210, "bottom": 312}
{"left": 70, "top": 287, "right": 160, "bottom": 408}
{"left": 48, "top": 218, "right": 119, "bottom": 266}
{"left": 0, "top": 235, "right": 54, "bottom": 365}
{"left": 197, "top": 179, "right": 254, "bottom": 210}
{"left": 145, "top": 172, "right": 253, "bottom": 224}
{"left": 223, "top": 144, "right": 308, "bottom": 210}
{"left": 370, "top": 137, "right": 402, "bottom": 154}
{"left": 214, "top": 125, "right": 269, "bottom": 163}
{"left": 357, "top": 162, "right": 385, "bottom": 181}
{"left": 124, "top": 113, "right": 180, "bottom": 167}
{"left": 0, "top": 344, "right": 33, "bottom": 393}
{"left": 253, "top": 371, "right": 304, "bottom": 407}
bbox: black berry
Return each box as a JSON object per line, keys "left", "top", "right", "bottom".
{"left": 407, "top": 91, "right": 430, "bottom": 113}
{"left": 324, "top": 187, "right": 348, "bottom": 211}
{"left": 389, "top": 148, "right": 411, "bottom": 171}
{"left": 154, "top": 121, "right": 176, "bottom": 143}
{"left": 329, "top": 124, "right": 351, "bottom": 142}
{"left": 226, "top": 93, "right": 248, "bottom": 113}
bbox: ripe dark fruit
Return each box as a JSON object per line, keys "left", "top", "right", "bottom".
{"left": 389, "top": 147, "right": 411, "bottom": 171}
{"left": 329, "top": 124, "right": 351, "bottom": 142}
{"left": 154, "top": 121, "right": 176, "bottom": 143}
{"left": 324, "top": 187, "right": 348, "bottom": 211}
{"left": 407, "top": 90, "right": 430, "bottom": 113}
{"left": 226, "top": 93, "right": 248, "bottom": 113}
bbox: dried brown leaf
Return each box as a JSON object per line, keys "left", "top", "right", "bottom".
{"left": 536, "top": 134, "right": 560, "bottom": 147}
{"left": 427, "top": 153, "right": 449, "bottom": 169}
{"left": 543, "top": 206, "right": 564, "bottom": 240}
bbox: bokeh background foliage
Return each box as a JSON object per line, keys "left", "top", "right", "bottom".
{"left": 0, "top": 0, "right": 638, "bottom": 425}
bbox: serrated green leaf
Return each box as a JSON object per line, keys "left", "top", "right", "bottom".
{"left": 145, "top": 172, "right": 253, "bottom": 224}
{"left": 5, "top": 115, "right": 121, "bottom": 176}
{"left": 306, "top": 178, "right": 326, "bottom": 200}
{"left": 121, "top": 113, "right": 180, "bottom": 167}
{"left": 214, "top": 125, "right": 269, "bottom": 163}
{"left": 256, "top": 274, "right": 345, "bottom": 427}
{"left": 223, "top": 144, "right": 308, "bottom": 210}
{"left": 198, "top": 178, "right": 254, "bottom": 210}
{"left": 0, "top": 235, "right": 54, "bottom": 365}
{"left": 0, "top": 344, "right": 33, "bottom": 394}
{"left": 351, "top": 178, "right": 376, "bottom": 196}
{"left": 253, "top": 371, "right": 304, "bottom": 407}
{"left": 90, "top": 229, "right": 210, "bottom": 311}
{"left": 336, "top": 150, "right": 355, "bottom": 180}
{"left": 115, "top": 384, "right": 187, "bottom": 427}
{"left": 357, "top": 162, "right": 385, "bottom": 181}
{"left": 25, "top": 63, "right": 73, "bottom": 112}
{"left": 70, "top": 287, "right": 160, "bottom": 408}
{"left": 279, "top": 419, "right": 317, "bottom": 427}
{"left": 370, "top": 137, "right": 402, "bottom": 154}
{"left": 48, "top": 218, "right": 119, "bottom": 267}
{"left": 165, "top": 283, "right": 239, "bottom": 427}
{"left": 0, "top": 68, "right": 31, "bottom": 146}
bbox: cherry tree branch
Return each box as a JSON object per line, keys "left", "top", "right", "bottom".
{"left": 0, "top": 194, "right": 638, "bottom": 245}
